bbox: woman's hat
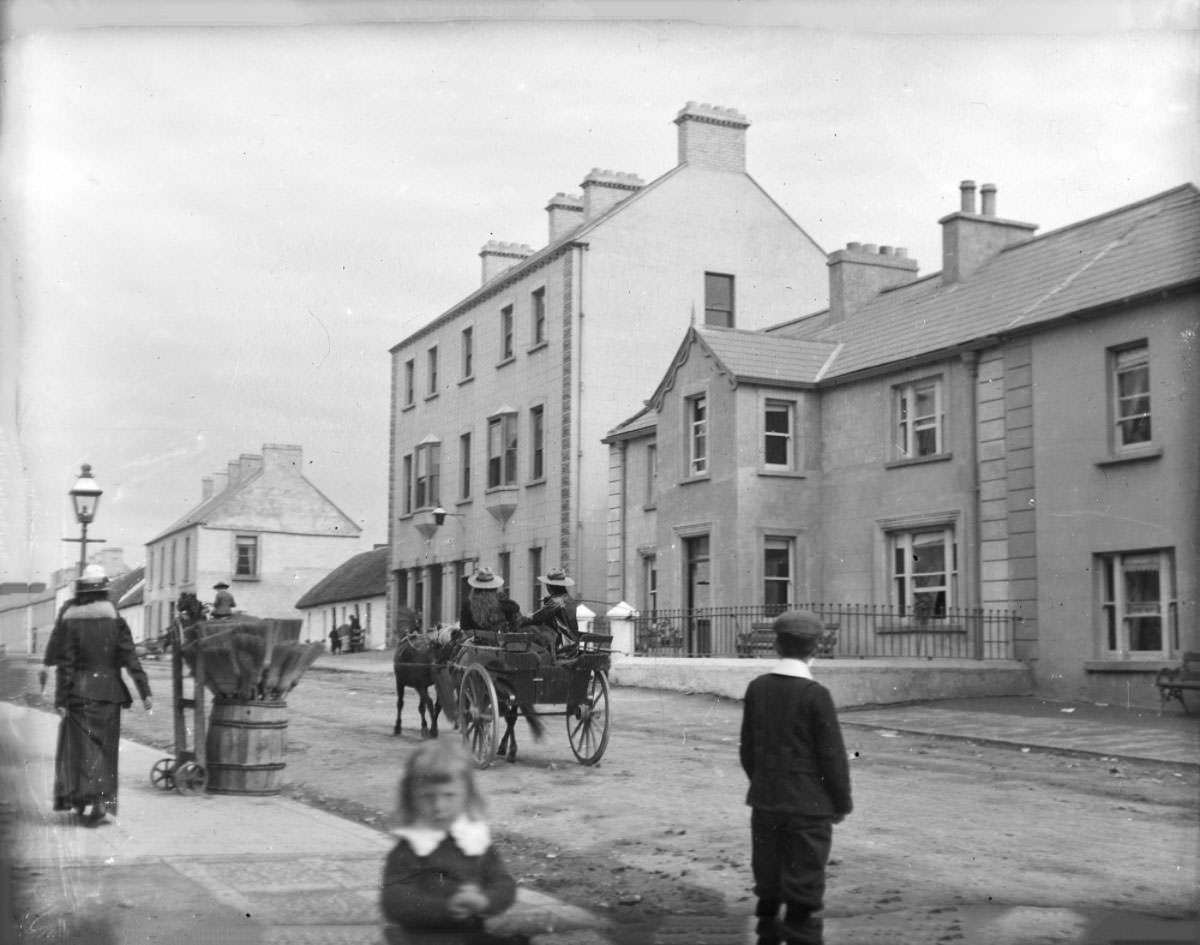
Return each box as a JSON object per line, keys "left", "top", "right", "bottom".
{"left": 76, "top": 564, "right": 109, "bottom": 592}
{"left": 213, "top": 581, "right": 231, "bottom": 590}
{"left": 537, "top": 568, "right": 575, "bottom": 588}
{"left": 467, "top": 567, "right": 504, "bottom": 589}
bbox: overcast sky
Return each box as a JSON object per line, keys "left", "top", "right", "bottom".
{"left": 1, "top": 0, "right": 1196, "bottom": 585}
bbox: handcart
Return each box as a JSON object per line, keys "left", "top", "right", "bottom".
{"left": 148, "top": 616, "right": 209, "bottom": 795}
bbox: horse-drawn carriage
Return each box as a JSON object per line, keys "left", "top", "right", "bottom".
{"left": 393, "top": 612, "right": 613, "bottom": 769}
{"left": 437, "top": 629, "right": 613, "bottom": 768}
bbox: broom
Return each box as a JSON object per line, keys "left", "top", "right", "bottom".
{"left": 276, "top": 642, "right": 324, "bottom": 696}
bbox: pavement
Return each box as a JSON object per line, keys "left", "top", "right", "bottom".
{"left": 2, "top": 650, "right": 1197, "bottom": 944}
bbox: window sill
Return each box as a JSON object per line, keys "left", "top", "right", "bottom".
{"left": 424, "top": 392, "right": 439, "bottom": 403}
{"left": 398, "top": 511, "right": 414, "bottom": 520}
{"left": 679, "top": 474, "right": 710, "bottom": 486}
{"left": 458, "top": 375, "right": 475, "bottom": 387}
{"left": 232, "top": 576, "right": 261, "bottom": 583}
{"left": 525, "top": 477, "right": 546, "bottom": 489}
{"left": 527, "top": 341, "right": 548, "bottom": 354}
{"left": 496, "top": 356, "right": 516, "bottom": 370}
{"left": 455, "top": 498, "right": 473, "bottom": 509}
{"left": 885, "top": 452, "right": 953, "bottom": 470}
{"left": 485, "top": 484, "right": 519, "bottom": 495}
{"left": 642, "top": 503, "right": 657, "bottom": 512}
{"left": 1084, "top": 659, "right": 1173, "bottom": 673}
{"left": 1095, "top": 447, "right": 1163, "bottom": 467}
{"left": 758, "top": 468, "right": 806, "bottom": 479}
{"left": 402, "top": 402, "right": 415, "bottom": 413}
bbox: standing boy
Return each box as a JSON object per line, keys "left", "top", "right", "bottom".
{"left": 740, "top": 610, "right": 853, "bottom": 945}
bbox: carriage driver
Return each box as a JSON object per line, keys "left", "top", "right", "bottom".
{"left": 520, "top": 568, "right": 581, "bottom": 660}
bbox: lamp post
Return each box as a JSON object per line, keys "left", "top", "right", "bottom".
{"left": 64, "top": 463, "right": 105, "bottom": 576}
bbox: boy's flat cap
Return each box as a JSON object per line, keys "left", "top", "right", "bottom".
{"left": 773, "top": 609, "right": 825, "bottom": 639}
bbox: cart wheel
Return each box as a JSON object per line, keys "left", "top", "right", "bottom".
{"left": 458, "top": 664, "right": 499, "bottom": 769}
{"left": 174, "top": 761, "right": 208, "bottom": 795}
{"left": 567, "top": 670, "right": 611, "bottom": 766}
{"left": 150, "top": 757, "right": 176, "bottom": 791}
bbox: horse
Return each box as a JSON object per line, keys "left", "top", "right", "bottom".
{"left": 393, "top": 621, "right": 462, "bottom": 738}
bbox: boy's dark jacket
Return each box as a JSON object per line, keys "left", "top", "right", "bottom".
{"left": 740, "top": 672, "right": 853, "bottom": 818}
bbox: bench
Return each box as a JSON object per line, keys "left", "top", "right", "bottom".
{"left": 1154, "top": 651, "right": 1200, "bottom": 715}
{"left": 737, "top": 621, "right": 839, "bottom": 659}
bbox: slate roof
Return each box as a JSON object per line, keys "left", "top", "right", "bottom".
{"left": 149, "top": 469, "right": 266, "bottom": 543}
{"left": 295, "top": 546, "right": 388, "bottom": 610}
{"left": 771, "top": 184, "right": 1200, "bottom": 379}
{"left": 108, "top": 566, "right": 145, "bottom": 609}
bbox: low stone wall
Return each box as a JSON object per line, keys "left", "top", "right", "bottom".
{"left": 608, "top": 656, "right": 1034, "bottom": 708}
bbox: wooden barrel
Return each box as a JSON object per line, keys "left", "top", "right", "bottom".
{"left": 205, "top": 698, "right": 287, "bottom": 795}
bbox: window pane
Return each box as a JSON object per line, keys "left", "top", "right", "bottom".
{"left": 704, "top": 273, "right": 734, "bottom": 327}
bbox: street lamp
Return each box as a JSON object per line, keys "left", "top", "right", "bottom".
{"left": 64, "top": 463, "right": 105, "bottom": 576}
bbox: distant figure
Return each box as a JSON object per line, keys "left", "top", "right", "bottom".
{"left": 740, "top": 610, "right": 853, "bottom": 945}
{"left": 52, "top": 564, "right": 153, "bottom": 827}
{"left": 348, "top": 614, "right": 365, "bottom": 653}
{"left": 380, "top": 740, "right": 525, "bottom": 944}
{"left": 211, "top": 581, "right": 236, "bottom": 619}
{"left": 329, "top": 626, "right": 343, "bottom": 655}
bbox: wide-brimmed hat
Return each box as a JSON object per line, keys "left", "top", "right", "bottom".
{"left": 76, "top": 564, "right": 109, "bottom": 592}
{"left": 213, "top": 581, "right": 231, "bottom": 590}
{"left": 537, "top": 568, "right": 575, "bottom": 588}
{"left": 467, "top": 567, "right": 504, "bottom": 589}
{"left": 772, "top": 610, "right": 825, "bottom": 640}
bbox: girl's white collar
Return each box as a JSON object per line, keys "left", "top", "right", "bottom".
{"left": 390, "top": 816, "right": 491, "bottom": 856}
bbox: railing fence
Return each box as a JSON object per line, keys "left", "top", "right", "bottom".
{"left": 632, "top": 603, "right": 1016, "bottom": 660}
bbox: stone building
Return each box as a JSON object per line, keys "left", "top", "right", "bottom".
{"left": 606, "top": 182, "right": 1199, "bottom": 707}
{"left": 143, "top": 443, "right": 361, "bottom": 632}
{"left": 387, "top": 102, "right": 829, "bottom": 630}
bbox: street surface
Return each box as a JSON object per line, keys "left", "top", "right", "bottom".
{"left": 95, "top": 657, "right": 1200, "bottom": 943}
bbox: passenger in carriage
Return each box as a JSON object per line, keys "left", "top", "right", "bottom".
{"left": 459, "top": 568, "right": 520, "bottom": 644}
{"left": 519, "top": 568, "right": 580, "bottom": 661}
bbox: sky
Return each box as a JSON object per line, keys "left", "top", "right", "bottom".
{"left": 1, "top": 0, "right": 1196, "bottom": 585}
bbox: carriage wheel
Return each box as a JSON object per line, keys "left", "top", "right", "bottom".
{"left": 567, "top": 670, "right": 611, "bottom": 766}
{"left": 458, "top": 664, "right": 499, "bottom": 769}
{"left": 174, "top": 761, "right": 208, "bottom": 796}
{"left": 150, "top": 757, "right": 175, "bottom": 791}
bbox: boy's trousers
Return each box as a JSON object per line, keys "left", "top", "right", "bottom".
{"left": 751, "top": 808, "right": 833, "bottom": 918}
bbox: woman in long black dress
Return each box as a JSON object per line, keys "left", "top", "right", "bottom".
{"left": 52, "top": 565, "right": 152, "bottom": 826}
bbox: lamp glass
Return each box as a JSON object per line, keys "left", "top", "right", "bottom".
{"left": 69, "top": 469, "right": 103, "bottom": 524}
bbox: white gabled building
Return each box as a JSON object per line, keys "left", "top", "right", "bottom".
{"left": 144, "top": 443, "right": 361, "bottom": 634}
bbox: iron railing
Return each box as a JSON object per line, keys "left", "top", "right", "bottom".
{"left": 632, "top": 603, "right": 1016, "bottom": 660}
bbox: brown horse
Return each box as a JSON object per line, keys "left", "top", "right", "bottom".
{"left": 393, "top": 621, "right": 461, "bottom": 738}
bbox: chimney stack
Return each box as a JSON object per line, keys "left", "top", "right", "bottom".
{"left": 674, "top": 101, "right": 750, "bottom": 172}
{"left": 580, "top": 169, "right": 644, "bottom": 221}
{"left": 827, "top": 242, "right": 919, "bottom": 325}
{"left": 262, "top": 443, "right": 303, "bottom": 473}
{"left": 211, "top": 471, "right": 228, "bottom": 494}
{"left": 940, "top": 180, "right": 1037, "bottom": 284}
{"left": 201, "top": 476, "right": 213, "bottom": 501}
{"left": 479, "top": 241, "right": 534, "bottom": 285}
{"left": 546, "top": 192, "right": 584, "bottom": 242}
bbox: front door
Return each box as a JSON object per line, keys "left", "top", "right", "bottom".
{"left": 684, "top": 535, "right": 711, "bottom": 655}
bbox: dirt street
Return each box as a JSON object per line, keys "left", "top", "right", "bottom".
{"left": 15, "top": 657, "right": 1200, "bottom": 942}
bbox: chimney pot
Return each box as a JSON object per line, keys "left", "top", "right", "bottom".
{"left": 894, "top": 247, "right": 908, "bottom": 259}
{"left": 846, "top": 241, "right": 862, "bottom": 251}
{"left": 863, "top": 243, "right": 878, "bottom": 254}
{"left": 960, "top": 180, "right": 977, "bottom": 214}
{"left": 980, "top": 183, "right": 997, "bottom": 217}
{"left": 879, "top": 245, "right": 893, "bottom": 255}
